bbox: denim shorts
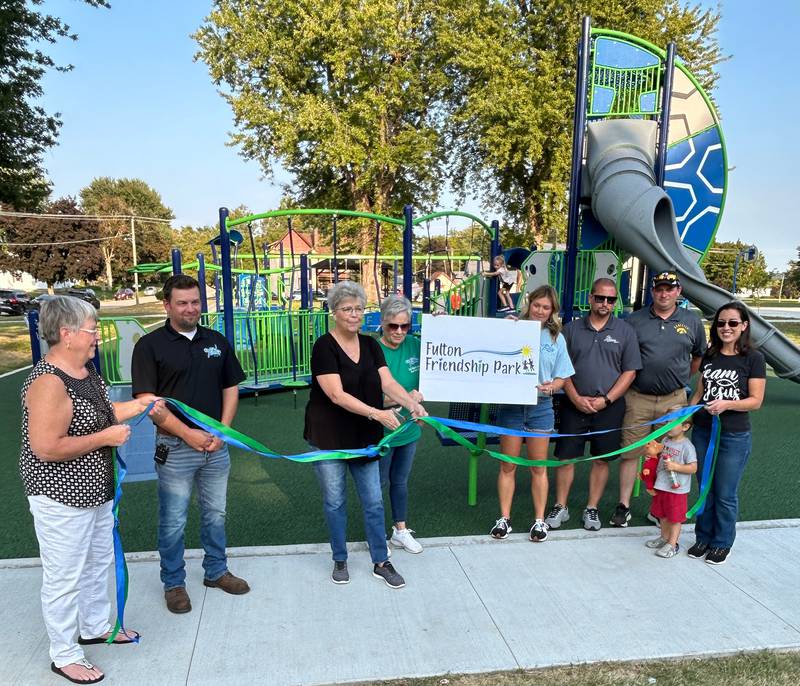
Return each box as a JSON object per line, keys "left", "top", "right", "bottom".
{"left": 496, "top": 397, "right": 554, "bottom": 433}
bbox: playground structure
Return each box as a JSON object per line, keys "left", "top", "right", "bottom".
{"left": 25, "top": 18, "right": 800, "bottom": 488}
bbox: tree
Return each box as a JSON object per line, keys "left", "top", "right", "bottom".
{"left": 702, "top": 240, "right": 740, "bottom": 292}
{"left": 0, "top": 197, "right": 103, "bottom": 287}
{"left": 443, "top": 0, "right": 725, "bottom": 246}
{"left": 737, "top": 252, "right": 770, "bottom": 301}
{"left": 194, "top": 0, "right": 458, "bottom": 295}
{"left": 786, "top": 246, "right": 800, "bottom": 298}
{"left": 0, "top": 0, "right": 109, "bottom": 210}
{"left": 80, "top": 178, "right": 174, "bottom": 289}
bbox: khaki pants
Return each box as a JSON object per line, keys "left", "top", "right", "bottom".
{"left": 620, "top": 387, "right": 688, "bottom": 458}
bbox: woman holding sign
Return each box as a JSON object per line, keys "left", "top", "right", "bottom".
{"left": 490, "top": 285, "right": 574, "bottom": 542}
{"left": 305, "top": 282, "right": 427, "bottom": 589}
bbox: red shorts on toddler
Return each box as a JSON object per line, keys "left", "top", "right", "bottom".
{"left": 650, "top": 489, "right": 688, "bottom": 524}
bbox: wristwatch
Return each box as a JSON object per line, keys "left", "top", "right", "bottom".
{"left": 603, "top": 395, "right": 611, "bottom": 408}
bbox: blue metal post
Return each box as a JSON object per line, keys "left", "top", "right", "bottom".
{"left": 171, "top": 248, "right": 182, "bottom": 275}
{"left": 218, "top": 207, "right": 235, "bottom": 348}
{"left": 403, "top": 205, "right": 414, "bottom": 300}
{"left": 209, "top": 242, "right": 220, "bottom": 312}
{"left": 562, "top": 15, "right": 591, "bottom": 324}
{"left": 488, "top": 220, "right": 501, "bottom": 317}
{"left": 638, "top": 41, "right": 677, "bottom": 309}
{"left": 197, "top": 253, "right": 208, "bottom": 314}
{"left": 300, "top": 254, "right": 309, "bottom": 309}
{"left": 655, "top": 43, "right": 676, "bottom": 187}
{"left": 27, "top": 310, "right": 42, "bottom": 365}
{"left": 422, "top": 279, "right": 431, "bottom": 313}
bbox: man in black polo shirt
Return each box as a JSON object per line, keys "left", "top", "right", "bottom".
{"left": 545, "top": 278, "right": 641, "bottom": 532}
{"left": 132, "top": 274, "right": 248, "bottom": 614}
{"left": 611, "top": 271, "right": 706, "bottom": 527}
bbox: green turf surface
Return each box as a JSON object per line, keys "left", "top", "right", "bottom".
{"left": 0, "top": 372, "right": 797, "bottom": 559}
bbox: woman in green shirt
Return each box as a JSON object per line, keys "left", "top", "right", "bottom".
{"left": 378, "top": 295, "right": 424, "bottom": 554}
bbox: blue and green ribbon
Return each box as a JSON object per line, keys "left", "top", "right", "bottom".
{"left": 107, "top": 400, "right": 720, "bottom": 642}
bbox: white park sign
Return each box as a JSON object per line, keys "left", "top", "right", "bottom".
{"left": 418, "top": 314, "right": 541, "bottom": 405}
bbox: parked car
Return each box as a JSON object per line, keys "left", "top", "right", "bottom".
{"left": 114, "top": 288, "right": 135, "bottom": 300}
{"left": 0, "top": 290, "right": 33, "bottom": 316}
{"left": 64, "top": 288, "right": 101, "bottom": 309}
{"left": 31, "top": 289, "right": 101, "bottom": 311}
{"left": 142, "top": 286, "right": 158, "bottom": 296}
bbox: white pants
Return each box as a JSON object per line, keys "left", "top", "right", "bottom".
{"left": 28, "top": 495, "right": 114, "bottom": 667}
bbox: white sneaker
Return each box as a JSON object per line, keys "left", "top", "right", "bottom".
{"left": 389, "top": 526, "right": 423, "bottom": 554}
{"left": 545, "top": 503, "right": 570, "bottom": 529}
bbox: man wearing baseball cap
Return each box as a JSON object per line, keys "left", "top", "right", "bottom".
{"left": 611, "top": 270, "right": 707, "bottom": 528}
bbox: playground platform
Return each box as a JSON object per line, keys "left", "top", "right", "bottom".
{"left": 2, "top": 520, "right": 798, "bottom": 685}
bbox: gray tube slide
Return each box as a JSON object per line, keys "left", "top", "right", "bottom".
{"left": 586, "top": 118, "right": 800, "bottom": 383}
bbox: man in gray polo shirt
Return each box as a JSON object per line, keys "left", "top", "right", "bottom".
{"left": 546, "top": 278, "right": 641, "bottom": 532}
{"left": 611, "top": 271, "right": 706, "bottom": 528}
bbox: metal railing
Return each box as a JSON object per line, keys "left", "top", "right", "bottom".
{"left": 431, "top": 274, "right": 484, "bottom": 317}
{"left": 201, "top": 309, "right": 329, "bottom": 388}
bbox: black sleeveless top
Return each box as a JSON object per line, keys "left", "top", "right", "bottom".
{"left": 20, "top": 360, "right": 116, "bottom": 508}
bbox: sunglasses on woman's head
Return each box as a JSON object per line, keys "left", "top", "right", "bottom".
{"left": 592, "top": 294, "right": 617, "bottom": 304}
{"left": 716, "top": 319, "right": 741, "bottom": 328}
{"left": 386, "top": 323, "right": 411, "bottom": 332}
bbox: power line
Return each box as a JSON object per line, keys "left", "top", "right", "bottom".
{"left": 0, "top": 236, "right": 125, "bottom": 247}
{"left": 0, "top": 209, "right": 172, "bottom": 224}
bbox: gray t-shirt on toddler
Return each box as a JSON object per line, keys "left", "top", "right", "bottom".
{"left": 655, "top": 437, "right": 697, "bottom": 494}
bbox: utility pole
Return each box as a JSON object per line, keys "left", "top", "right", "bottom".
{"left": 130, "top": 215, "right": 140, "bottom": 304}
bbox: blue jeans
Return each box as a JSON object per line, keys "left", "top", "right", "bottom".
{"left": 313, "top": 458, "right": 389, "bottom": 564}
{"left": 691, "top": 425, "right": 752, "bottom": 549}
{"left": 155, "top": 435, "right": 231, "bottom": 589}
{"left": 379, "top": 440, "right": 418, "bottom": 523}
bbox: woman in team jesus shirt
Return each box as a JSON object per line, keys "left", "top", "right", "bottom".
{"left": 688, "top": 302, "right": 766, "bottom": 566}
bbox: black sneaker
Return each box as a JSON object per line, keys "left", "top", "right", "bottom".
{"left": 609, "top": 502, "right": 631, "bottom": 527}
{"left": 646, "top": 512, "right": 661, "bottom": 527}
{"left": 687, "top": 541, "right": 709, "bottom": 559}
{"left": 529, "top": 520, "right": 548, "bottom": 542}
{"left": 490, "top": 516, "right": 512, "bottom": 539}
{"left": 373, "top": 561, "right": 405, "bottom": 588}
{"left": 331, "top": 561, "right": 349, "bottom": 584}
{"left": 705, "top": 547, "right": 731, "bottom": 565}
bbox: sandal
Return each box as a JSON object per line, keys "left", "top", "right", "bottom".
{"left": 78, "top": 630, "right": 140, "bottom": 645}
{"left": 50, "top": 659, "right": 104, "bottom": 684}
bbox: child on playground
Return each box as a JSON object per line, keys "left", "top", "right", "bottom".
{"left": 483, "top": 255, "right": 517, "bottom": 311}
{"left": 645, "top": 407, "right": 697, "bottom": 558}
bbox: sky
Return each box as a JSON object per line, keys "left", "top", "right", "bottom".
{"left": 36, "top": 0, "right": 799, "bottom": 271}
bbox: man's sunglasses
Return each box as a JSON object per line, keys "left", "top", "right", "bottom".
{"left": 385, "top": 323, "right": 411, "bottom": 332}
{"left": 716, "top": 319, "right": 742, "bottom": 328}
{"left": 592, "top": 295, "right": 618, "bottom": 304}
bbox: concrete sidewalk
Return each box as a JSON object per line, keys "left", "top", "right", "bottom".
{"left": 2, "top": 520, "right": 798, "bottom": 686}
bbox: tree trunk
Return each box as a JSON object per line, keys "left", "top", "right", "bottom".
{"left": 353, "top": 192, "right": 381, "bottom": 304}
{"left": 101, "top": 246, "right": 115, "bottom": 290}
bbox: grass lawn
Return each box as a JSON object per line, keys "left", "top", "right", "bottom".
{"left": 0, "top": 371, "right": 798, "bottom": 559}
{"left": 359, "top": 650, "right": 800, "bottom": 686}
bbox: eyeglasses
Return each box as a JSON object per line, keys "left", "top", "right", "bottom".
{"left": 716, "top": 319, "right": 741, "bottom": 329}
{"left": 337, "top": 306, "right": 365, "bottom": 315}
{"left": 592, "top": 295, "right": 617, "bottom": 304}
{"left": 385, "top": 323, "right": 411, "bottom": 332}
{"left": 79, "top": 328, "right": 99, "bottom": 336}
